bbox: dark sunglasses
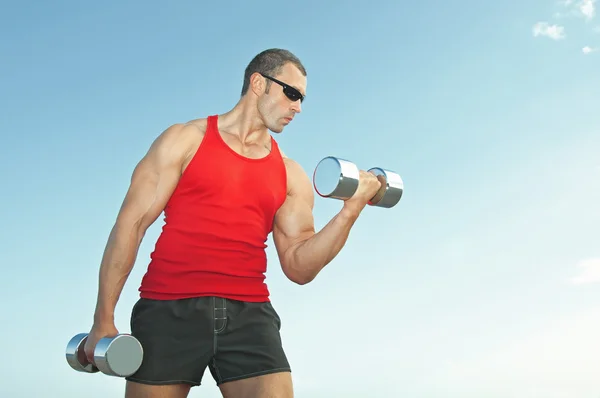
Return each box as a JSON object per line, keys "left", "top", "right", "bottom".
{"left": 260, "top": 73, "right": 305, "bottom": 103}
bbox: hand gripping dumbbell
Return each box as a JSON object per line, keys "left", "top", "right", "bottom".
{"left": 313, "top": 156, "right": 404, "bottom": 208}
{"left": 65, "top": 332, "right": 144, "bottom": 377}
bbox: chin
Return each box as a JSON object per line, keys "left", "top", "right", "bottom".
{"left": 267, "top": 123, "right": 285, "bottom": 134}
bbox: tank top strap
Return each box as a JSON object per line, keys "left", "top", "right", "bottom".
{"left": 269, "top": 136, "right": 284, "bottom": 160}
{"left": 205, "top": 114, "right": 219, "bottom": 138}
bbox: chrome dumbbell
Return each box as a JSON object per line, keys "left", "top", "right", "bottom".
{"left": 313, "top": 156, "right": 404, "bottom": 208}
{"left": 65, "top": 332, "right": 143, "bottom": 377}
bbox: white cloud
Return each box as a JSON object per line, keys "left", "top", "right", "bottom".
{"left": 537, "top": 2, "right": 599, "bottom": 50}
{"left": 580, "top": 0, "right": 596, "bottom": 20}
{"left": 532, "top": 22, "right": 566, "bottom": 39}
{"left": 582, "top": 45, "right": 598, "bottom": 53}
{"left": 570, "top": 257, "right": 600, "bottom": 284}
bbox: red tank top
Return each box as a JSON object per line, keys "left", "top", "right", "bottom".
{"left": 138, "top": 115, "right": 288, "bottom": 302}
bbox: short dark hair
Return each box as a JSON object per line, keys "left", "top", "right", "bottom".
{"left": 241, "top": 48, "right": 307, "bottom": 96}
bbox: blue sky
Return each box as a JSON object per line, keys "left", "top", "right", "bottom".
{"left": 1, "top": 0, "right": 599, "bottom": 397}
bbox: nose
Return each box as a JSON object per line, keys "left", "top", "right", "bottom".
{"left": 291, "top": 101, "right": 302, "bottom": 114}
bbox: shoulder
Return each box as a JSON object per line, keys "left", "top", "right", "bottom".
{"left": 276, "top": 143, "right": 311, "bottom": 190}
{"left": 154, "top": 119, "right": 206, "bottom": 145}
{"left": 146, "top": 118, "right": 208, "bottom": 166}
{"left": 282, "top": 156, "right": 314, "bottom": 203}
{"left": 282, "top": 156, "right": 305, "bottom": 176}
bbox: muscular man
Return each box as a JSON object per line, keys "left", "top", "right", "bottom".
{"left": 83, "top": 48, "right": 381, "bottom": 398}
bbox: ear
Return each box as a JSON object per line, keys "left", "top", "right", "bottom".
{"left": 250, "top": 72, "right": 266, "bottom": 96}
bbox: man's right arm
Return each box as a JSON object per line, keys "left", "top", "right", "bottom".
{"left": 92, "top": 123, "right": 196, "bottom": 326}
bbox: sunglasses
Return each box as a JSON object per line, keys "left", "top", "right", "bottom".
{"left": 260, "top": 73, "right": 305, "bottom": 103}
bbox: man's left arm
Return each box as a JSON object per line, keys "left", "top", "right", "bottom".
{"left": 272, "top": 158, "right": 362, "bottom": 285}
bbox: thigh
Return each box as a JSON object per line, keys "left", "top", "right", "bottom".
{"left": 219, "top": 372, "right": 293, "bottom": 398}
{"left": 125, "top": 297, "right": 214, "bottom": 387}
{"left": 210, "top": 299, "right": 291, "bottom": 387}
{"left": 125, "top": 380, "right": 191, "bottom": 398}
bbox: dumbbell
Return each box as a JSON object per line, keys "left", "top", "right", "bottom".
{"left": 313, "top": 156, "right": 403, "bottom": 208}
{"left": 65, "top": 332, "right": 144, "bottom": 377}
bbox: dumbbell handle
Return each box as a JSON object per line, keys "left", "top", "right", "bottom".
{"left": 65, "top": 333, "right": 99, "bottom": 373}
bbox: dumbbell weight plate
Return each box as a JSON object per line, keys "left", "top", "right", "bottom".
{"left": 313, "top": 156, "right": 360, "bottom": 200}
{"left": 65, "top": 333, "right": 99, "bottom": 373}
{"left": 94, "top": 334, "right": 144, "bottom": 377}
{"left": 367, "top": 167, "right": 404, "bottom": 208}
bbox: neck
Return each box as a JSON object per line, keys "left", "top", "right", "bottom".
{"left": 217, "top": 97, "right": 269, "bottom": 145}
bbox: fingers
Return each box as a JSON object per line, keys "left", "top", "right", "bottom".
{"left": 369, "top": 174, "right": 388, "bottom": 205}
{"left": 83, "top": 337, "right": 97, "bottom": 366}
{"left": 350, "top": 169, "right": 382, "bottom": 206}
{"left": 360, "top": 170, "right": 382, "bottom": 190}
{"left": 84, "top": 346, "right": 93, "bottom": 365}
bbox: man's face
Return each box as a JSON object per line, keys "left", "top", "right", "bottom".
{"left": 257, "top": 63, "right": 307, "bottom": 133}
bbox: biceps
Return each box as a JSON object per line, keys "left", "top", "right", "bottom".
{"left": 273, "top": 194, "right": 315, "bottom": 254}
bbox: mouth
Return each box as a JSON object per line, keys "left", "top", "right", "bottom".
{"left": 283, "top": 117, "right": 293, "bottom": 123}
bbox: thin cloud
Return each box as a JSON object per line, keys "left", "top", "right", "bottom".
{"left": 532, "top": 22, "right": 566, "bottom": 39}
{"left": 553, "top": 0, "right": 596, "bottom": 20}
{"left": 570, "top": 258, "right": 600, "bottom": 285}
{"left": 582, "top": 45, "right": 598, "bottom": 53}
{"left": 442, "top": 306, "right": 600, "bottom": 396}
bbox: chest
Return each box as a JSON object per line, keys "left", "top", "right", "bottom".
{"left": 219, "top": 132, "right": 272, "bottom": 160}
{"left": 184, "top": 150, "right": 288, "bottom": 213}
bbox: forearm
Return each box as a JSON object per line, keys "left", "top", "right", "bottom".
{"left": 285, "top": 205, "right": 361, "bottom": 284}
{"left": 93, "top": 222, "right": 143, "bottom": 325}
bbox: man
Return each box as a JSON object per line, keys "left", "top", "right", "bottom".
{"left": 83, "top": 48, "right": 382, "bottom": 398}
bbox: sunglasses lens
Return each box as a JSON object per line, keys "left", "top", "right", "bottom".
{"left": 285, "top": 88, "right": 303, "bottom": 102}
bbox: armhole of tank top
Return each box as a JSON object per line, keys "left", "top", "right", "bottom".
{"left": 270, "top": 137, "right": 289, "bottom": 195}
{"left": 178, "top": 116, "right": 214, "bottom": 183}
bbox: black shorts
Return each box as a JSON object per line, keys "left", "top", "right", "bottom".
{"left": 124, "top": 296, "right": 291, "bottom": 386}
